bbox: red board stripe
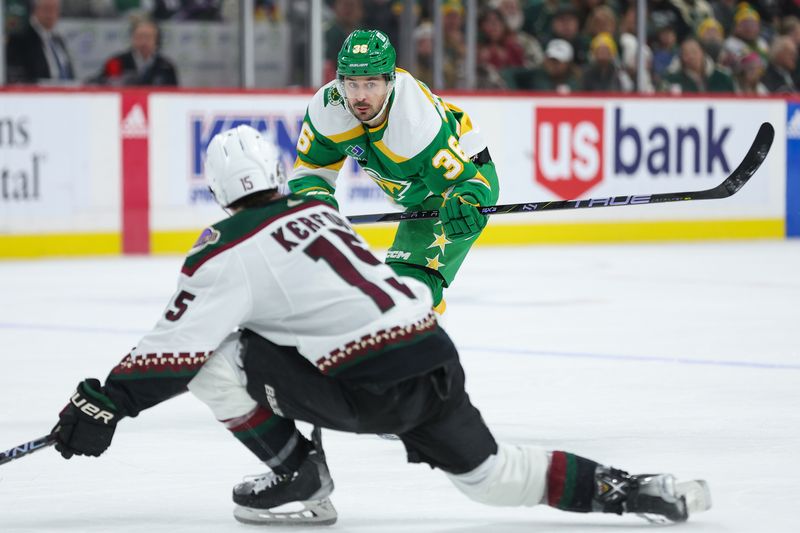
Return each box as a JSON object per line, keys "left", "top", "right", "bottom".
{"left": 121, "top": 91, "right": 150, "bottom": 254}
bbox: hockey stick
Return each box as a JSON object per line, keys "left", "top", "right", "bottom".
{"left": 0, "top": 435, "right": 55, "bottom": 467}
{"left": 346, "top": 121, "right": 775, "bottom": 225}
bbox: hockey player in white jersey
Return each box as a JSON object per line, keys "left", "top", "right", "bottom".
{"left": 52, "top": 125, "right": 710, "bottom": 526}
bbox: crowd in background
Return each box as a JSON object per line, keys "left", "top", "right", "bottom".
{"left": 3, "top": 0, "right": 799, "bottom": 94}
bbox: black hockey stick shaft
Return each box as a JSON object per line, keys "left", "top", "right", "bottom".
{"left": 0, "top": 435, "right": 55, "bottom": 467}
{"left": 347, "top": 121, "right": 775, "bottom": 225}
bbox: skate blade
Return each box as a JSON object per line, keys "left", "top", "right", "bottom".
{"left": 677, "top": 479, "right": 712, "bottom": 515}
{"left": 234, "top": 497, "right": 338, "bottom": 526}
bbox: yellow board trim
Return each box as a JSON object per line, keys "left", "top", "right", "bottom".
{"left": 0, "top": 220, "right": 784, "bottom": 259}
{"left": 351, "top": 219, "right": 784, "bottom": 249}
{"left": 326, "top": 125, "right": 364, "bottom": 144}
{"left": 0, "top": 232, "right": 121, "bottom": 259}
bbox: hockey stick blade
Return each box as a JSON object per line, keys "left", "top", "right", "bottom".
{"left": 347, "top": 122, "right": 775, "bottom": 225}
{"left": 0, "top": 435, "right": 55, "bottom": 467}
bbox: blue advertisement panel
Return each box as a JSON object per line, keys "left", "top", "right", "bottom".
{"left": 787, "top": 102, "right": 800, "bottom": 237}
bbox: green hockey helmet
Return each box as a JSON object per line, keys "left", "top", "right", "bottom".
{"left": 336, "top": 29, "right": 396, "bottom": 81}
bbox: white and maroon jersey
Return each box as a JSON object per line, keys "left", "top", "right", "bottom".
{"left": 105, "top": 196, "right": 434, "bottom": 417}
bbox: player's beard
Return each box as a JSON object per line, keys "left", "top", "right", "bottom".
{"left": 352, "top": 101, "right": 379, "bottom": 121}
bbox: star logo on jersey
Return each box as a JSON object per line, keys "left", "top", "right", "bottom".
{"left": 427, "top": 230, "right": 452, "bottom": 254}
{"left": 363, "top": 167, "right": 411, "bottom": 200}
{"left": 425, "top": 254, "right": 445, "bottom": 271}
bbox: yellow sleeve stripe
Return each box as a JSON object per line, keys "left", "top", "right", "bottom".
{"left": 469, "top": 171, "right": 492, "bottom": 190}
{"left": 326, "top": 124, "right": 364, "bottom": 143}
{"left": 374, "top": 139, "right": 409, "bottom": 163}
{"left": 415, "top": 81, "right": 448, "bottom": 123}
{"left": 445, "top": 101, "right": 474, "bottom": 136}
{"left": 293, "top": 157, "right": 346, "bottom": 171}
{"left": 295, "top": 186, "right": 333, "bottom": 194}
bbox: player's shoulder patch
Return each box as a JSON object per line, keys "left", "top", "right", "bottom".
{"left": 308, "top": 81, "right": 361, "bottom": 140}
{"left": 188, "top": 227, "right": 221, "bottom": 256}
{"left": 323, "top": 83, "right": 345, "bottom": 108}
{"left": 182, "top": 197, "right": 310, "bottom": 275}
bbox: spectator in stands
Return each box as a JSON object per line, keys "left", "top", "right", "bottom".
{"left": 520, "top": 38, "right": 580, "bottom": 92}
{"left": 670, "top": 0, "right": 715, "bottom": 38}
{"left": 697, "top": 17, "right": 725, "bottom": 62}
{"left": 580, "top": 31, "right": 633, "bottom": 91}
{"left": 92, "top": 17, "right": 178, "bottom": 86}
{"left": 585, "top": 4, "right": 617, "bottom": 41}
{"left": 661, "top": 37, "right": 735, "bottom": 93}
{"left": 414, "top": 21, "right": 435, "bottom": 87}
{"left": 650, "top": 18, "right": 679, "bottom": 81}
{"left": 5, "top": 0, "right": 75, "bottom": 84}
{"left": 778, "top": 16, "right": 800, "bottom": 82}
{"left": 733, "top": 51, "right": 769, "bottom": 94}
{"left": 441, "top": 0, "right": 468, "bottom": 89}
{"left": 720, "top": 4, "right": 770, "bottom": 68}
{"left": 324, "top": 0, "right": 364, "bottom": 82}
{"left": 619, "top": 35, "right": 655, "bottom": 93}
{"left": 491, "top": 0, "right": 544, "bottom": 68}
{"left": 650, "top": 0, "right": 692, "bottom": 42}
{"left": 414, "top": 19, "right": 465, "bottom": 89}
{"left": 477, "top": 7, "right": 526, "bottom": 87}
{"left": 762, "top": 36, "right": 799, "bottom": 92}
{"left": 617, "top": 4, "right": 654, "bottom": 92}
{"left": 549, "top": 2, "right": 588, "bottom": 65}
{"left": 522, "top": 0, "right": 561, "bottom": 43}
{"left": 364, "top": 0, "right": 400, "bottom": 45}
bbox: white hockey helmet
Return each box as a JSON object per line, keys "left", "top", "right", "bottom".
{"left": 205, "top": 125, "right": 284, "bottom": 208}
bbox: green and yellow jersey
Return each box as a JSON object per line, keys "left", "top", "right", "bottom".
{"left": 288, "top": 69, "right": 495, "bottom": 209}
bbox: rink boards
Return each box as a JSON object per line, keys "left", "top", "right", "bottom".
{"left": 0, "top": 89, "right": 797, "bottom": 258}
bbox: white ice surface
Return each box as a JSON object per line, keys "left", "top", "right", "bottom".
{"left": 1, "top": 241, "right": 799, "bottom": 532}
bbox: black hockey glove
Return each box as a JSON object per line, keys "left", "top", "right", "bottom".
{"left": 52, "top": 378, "right": 121, "bottom": 459}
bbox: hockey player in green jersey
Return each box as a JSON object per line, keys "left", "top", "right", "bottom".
{"left": 288, "top": 29, "right": 500, "bottom": 312}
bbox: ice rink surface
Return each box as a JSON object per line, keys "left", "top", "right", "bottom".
{"left": 1, "top": 241, "right": 798, "bottom": 533}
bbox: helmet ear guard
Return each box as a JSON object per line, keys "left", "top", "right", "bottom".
{"left": 205, "top": 125, "right": 285, "bottom": 208}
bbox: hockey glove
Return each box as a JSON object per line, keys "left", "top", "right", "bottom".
{"left": 296, "top": 189, "right": 339, "bottom": 210}
{"left": 439, "top": 194, "right": 487, "bottom": 239}
{"left": 52, "top": 378, "right": 121, "bottom": 459}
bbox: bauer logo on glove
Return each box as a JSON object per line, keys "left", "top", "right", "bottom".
{"left": 52, "top": 378, "right": 122, "bottom": 459}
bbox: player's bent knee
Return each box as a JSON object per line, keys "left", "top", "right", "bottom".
{"left": 446, "top": 443, "right": 549, "bottom": 507}
{"left": 188, "top": 332, "right": 257, "bottom": 420}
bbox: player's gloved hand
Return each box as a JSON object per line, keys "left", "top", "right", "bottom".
{"left": 52, "top": 378, "right": 121, "bottom": 459}
{"left": 439, "top": 193, "right": 487, "bottom": 239}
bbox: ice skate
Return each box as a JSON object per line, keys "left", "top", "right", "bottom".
{"left": 233, "top": 428, "right": 337, "bottom": 526}
{"left": 595, "top": 467, "right": 711, "bottom": 524}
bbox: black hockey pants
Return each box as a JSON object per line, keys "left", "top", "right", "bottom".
{"left": 240, "top": 327, "right": 498, "bottom": 475}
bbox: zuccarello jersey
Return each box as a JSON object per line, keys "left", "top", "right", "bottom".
{"left": 288, "top": 69, "right": 495, "bottom": 208}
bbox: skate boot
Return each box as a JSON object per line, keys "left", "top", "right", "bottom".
{"left": 232, "top": 427, "right": 337, "bottom": 526}
{"left": 595, "top": 467, "right": 712, "bottom": 524}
